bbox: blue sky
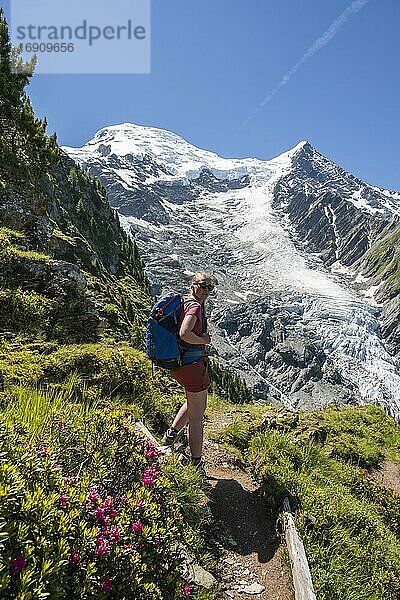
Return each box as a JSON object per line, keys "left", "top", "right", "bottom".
{"left": 2, "top": 0, "right": 400, "bottom": 191}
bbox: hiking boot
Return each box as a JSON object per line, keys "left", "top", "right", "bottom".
{"left": 191, "top": 457, "right": 206, "bottom": 478}
{"left": 162, "top": 427, "right": 178, "bottom": 447}
{"left": 178, "top": 453, "right": 190, "bottom": 466}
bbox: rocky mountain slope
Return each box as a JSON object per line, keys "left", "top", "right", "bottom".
{"left": 0, "top": 152, "right": 151, "bottom": 347}
{"left": 63, "top": 124, "right": 400, "bottom": 417}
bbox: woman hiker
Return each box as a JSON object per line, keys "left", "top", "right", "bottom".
{"left": 162, "top": 272, "right": 214, "bottom": 474}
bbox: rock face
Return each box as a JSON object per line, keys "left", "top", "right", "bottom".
{"left": 63, "top": 124, "right": 400, "bottom": 417}
{"left": 0, "top": 152, "right": 151, "bottom": 344}
{"left": 272, "top": 144, "right": 400, "bottom": 361}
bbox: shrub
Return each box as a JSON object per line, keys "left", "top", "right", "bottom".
{"left": 41, "top": 342, "right": 181, "bottom": 429}
{"left": 0, "top": 343, "right": 45, "bottom": 386}
{"left": 0, "top": 407, "right": 192, "bottom": 599}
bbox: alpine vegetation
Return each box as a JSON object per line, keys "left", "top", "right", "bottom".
{"left": 0, "top": 11, "right": 212, "bottom": 599}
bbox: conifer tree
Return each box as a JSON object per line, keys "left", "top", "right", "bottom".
{"left": 0, "top": 9, "right": 59, "bottom": 189}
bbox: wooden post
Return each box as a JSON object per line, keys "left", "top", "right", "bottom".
{"left": 134, "top": 420, "right": 173, "bottom": 458}
{"left": 283, "top": 497, "right": 317, "bottom": 600}
{"left": 134, "top": 420, "right": 163, "bottom": 450}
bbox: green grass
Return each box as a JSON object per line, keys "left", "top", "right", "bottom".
{"left": 362, "top": 224, "right": 400, "bottom": 295}
{"left": 217, "top": 402, "right": 400, "bottom": 600}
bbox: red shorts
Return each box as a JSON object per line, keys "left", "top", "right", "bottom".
{"left": 172, "top": 358, "right": 210, "bottom": 392}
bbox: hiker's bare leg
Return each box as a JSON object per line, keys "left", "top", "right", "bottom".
{"left": 172, "top": 401, "right": 188, "bottom": 431}
{"left": 186, "top": 389, "right": 208, "bottom": 458}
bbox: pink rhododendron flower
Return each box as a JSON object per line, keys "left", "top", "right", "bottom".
{"left": 99, "top": 575, "right": 113, "bottom": 593}
{"left": 11, "top": 555, "right": 26, "bottom": 574}
{"left": 88, "top": 488, "right": 100, "bottom": 503}
{"left": 101, "top": 497, "right": 117, "bottom": 519}
{"left": 68, "top": 553, "right": 79, "bottom": 565}
{"left": 143, "top": 439, "right": 160, "bottom": 459}
{"left": 96, "top": 536, "right": 109, "bottom": 556}
{"left": 142, "top": 465, "right": 161, "bottom": 487}
{"left": 145, "top": 447, "right": 158, "bottom": 459}
{"left": 96, "top": 507, "right": 105, "bottom": 520}
{"left": 108, "top": 525, "right": 120, "bottom": 542}
{"left": 59, "top": 494, "right": 68, "bottom": 508}
{"left": 182, "top": 583, "right": 192, "bottom": 596}
{"left": 38, "top": 446, "right": 49, "bottom": 457}
{"left": 131, "top": 519, "right": 143, "bottom": 533}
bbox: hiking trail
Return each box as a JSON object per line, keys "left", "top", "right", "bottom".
{"left": 201, "top": 410, "right": 292, "bottom": 600}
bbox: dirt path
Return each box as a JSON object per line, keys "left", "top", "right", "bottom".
{"left": 370, "top": 459, "right": 400, "bottom": 495}
{"left": 202, "top": 419, "right": 292, "bottom": 600}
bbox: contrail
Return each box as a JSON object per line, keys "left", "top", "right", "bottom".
{"left": 240, "top": 0, "right": 371, "bottom": 129}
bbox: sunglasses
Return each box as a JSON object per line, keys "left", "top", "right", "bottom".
{"left": 195, "top": 282, "right": 214, "bottom": 291}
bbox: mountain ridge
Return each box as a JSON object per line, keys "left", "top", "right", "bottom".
{"left": 63, "top": 123, "right": 400, "bottom": 418}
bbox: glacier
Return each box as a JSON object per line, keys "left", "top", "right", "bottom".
{"left": 63, "top": 123, "right": 400, "bottom": 418}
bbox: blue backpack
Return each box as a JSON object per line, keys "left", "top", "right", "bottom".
{"left": 145, "top": 293, "right": 185, "bottom": 370}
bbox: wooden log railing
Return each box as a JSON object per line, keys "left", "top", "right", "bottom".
{"left": 283, "top": 497, "right": 317, "bottom": 600}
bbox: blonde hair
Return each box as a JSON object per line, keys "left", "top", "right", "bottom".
{"left": 190, "top": 272, "right": 213, "bottom": 292}
{"left": 191, "top": 272, "right": 212, "bottom": 284}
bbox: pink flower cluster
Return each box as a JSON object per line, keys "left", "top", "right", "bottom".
{"left": 142, "top": 464, "right": 161, "bottom": 487}
{"left": 95, "top": 524, "right": 122, "bottom": 556}
{"left": 143, "top": 439, "right": 160, "bottom": 460}
{"left": 131, "top": 519, "right": 143, "bottom": 534}
{"left": 108, "top": 525, "right": 121, "bottom": 542}
{"left": 11, "top": 555, "right": 26, "bottom": 574}
{"left": 69, "top": 552, "right": 79, "bottom": 565}
{"left": 96, "top": 535, "right": 110, "bottom": 556}
{"left": 95, "top": 497, "right": 117, "bottom": 527}
{"left": 100, "top": 575, "right": 113, "bottom": 593}
{"left": 58, "top": 494, "right": 68, "bottom": 509}
{"left": 87, "top": 491, "right": 122, "bottom": 557}
{"left": 182, "top": 583, "right": 192, "bottom": 596}
{"left": 87, "top": 488, "right": 100, "bottom": 504}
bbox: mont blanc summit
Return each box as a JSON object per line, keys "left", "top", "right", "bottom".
{"left": 63, "top": 123, "right": 400, "bottom": 417}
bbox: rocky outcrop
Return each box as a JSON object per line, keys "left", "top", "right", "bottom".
{"left": 273, "top": 143, "right": 400, "bottom": 359}
{"left": 272, "top": 188, "right": 387, "bottom": 267}
{"left": 0, "top": 153, "right": 151, "bottom": 344}
{"left": 211, "top": 294, "right": 359, "bottom": 410}
{"left": 356, "top": 222, "right": 400, "bottom": 358}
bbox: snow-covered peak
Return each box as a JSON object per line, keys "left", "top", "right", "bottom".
{"left": 63, "top": 122, "right": 305, "bottom": 183}
{"left": 62, "top": 121, "right": 400, "bottom": 416}
{"left": 286, "top": 139, "right": 310, "bottom": 156}
{"left": 63, "top": 123, "right": 400, "bottom": 217}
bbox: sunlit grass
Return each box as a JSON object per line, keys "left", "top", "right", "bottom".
{"left": 217, "top": 403, "right": 400, "bottom": 600}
